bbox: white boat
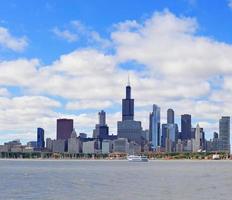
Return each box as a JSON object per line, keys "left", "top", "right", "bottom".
{"left": 127, "top": 155, "right": 148, "bottom": 162}
{"left": 212, "top": 154, "right": 220, "bottom": 160}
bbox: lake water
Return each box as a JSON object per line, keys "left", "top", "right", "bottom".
{"left": 0, "top": 159, "right": 231, "bottom": 200}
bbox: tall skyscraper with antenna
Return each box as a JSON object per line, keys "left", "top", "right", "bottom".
{"left": 117, "top": 78, "right": 142, "bottom": 145}
{"left": 122, "top": 75, "right": 134, "bottom": 121}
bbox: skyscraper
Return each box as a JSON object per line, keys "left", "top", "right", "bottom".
{"left": 57, "top": 119, "right": 74, "bottom": 140}
{"left": 99, "top": 110, "right": 106, "bottom": 126}
{"left": 93, "top": 110, "right": 109, "bottom": 140}
{"left": 149, "top": 104, "right": 161, "bottom": 150}
{"left": 219, "top": 116, "right": 230, "bottom": 153}
{"left": 122, "top": 80, "right": 134, "bottom": 121}
{"left": 37, "top": 127, "right": 45, "bottom": 149}
{"left": 181, "top": 114, "right": 191, "bottom": 140}
{"left": 117, "top": 81, "right": 142, "bottom": 144}
{"left": 167, "top": 108, "right": 174, "bottom": 124}
{"left": 192, "top": 124, "right": 201, "bottom": 152}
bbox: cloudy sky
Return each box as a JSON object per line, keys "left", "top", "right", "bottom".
{"left": 0, "top": 0, "right": 232, "bottom": 144}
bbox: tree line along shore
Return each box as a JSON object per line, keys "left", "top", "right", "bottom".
{"left": 0, "top": 152, "right": 230, "bottom": 160}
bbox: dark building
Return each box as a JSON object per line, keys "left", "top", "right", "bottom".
{"left": 181, "top": 114, "right": 191, "bottom": 140}
{"left": 122, "top": 81, "right": 134, "bottom": 121}
{"left": 93, "top": 110, "right": 109, "bottom": 140}
{"left": 37, "top": 128, "right": 45, "bottom": 149}
{"left": 57, "top": 119, "right": 74, "bottom": 140}
{"left": 219, "top": 116, "right": 230, "bottom": 153}
{"left": 167, "top": 108, "right": 174, "bottom": 124}
{"left": 117, "top": 81, "right": 142, "bottom": 145}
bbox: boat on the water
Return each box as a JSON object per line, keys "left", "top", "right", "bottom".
{"left": 127, "top": 155, "right": 148, "bottom": 162}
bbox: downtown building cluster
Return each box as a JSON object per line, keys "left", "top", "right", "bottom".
{"left": 0, "top": 82, "right": 230, "bottom": 155}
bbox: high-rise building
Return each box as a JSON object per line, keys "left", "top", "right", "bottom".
{"left": 93, "top": 110, "right": 109, "bottom": 140}
{"left": 181, "top": 114, "right": 191, "bottom": 140}
{"left": 99, "top": 110, "right": 106, "bottom": 126}
{"left": 167, "top": 108, "right": 174, "bottom": 124}
{"left": 122, "top": 80, "right": 134, "bottom": 121}
{"left": 57, "top": 119, "right": 74, "bottom": 140}
{"left": 37, "top": 128, "right": 45, "bottom": 149}
{"left": 149, "top": 104, "right": 161, "bottom": 150}
{"left": 117, "top": 82, "right": 142, "bottom": 145}
{"left": 219, "top": 116, "right": 230, "bottom": 153}
{"left": 192, "top": 124, "right": 201, "bottom": 152}
{"left": 68, "top": 129, "right": 80, "bottom": 154}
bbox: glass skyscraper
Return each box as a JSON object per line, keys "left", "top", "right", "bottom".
{"left": 181, "top": 114, "right": 191, "bottom": 140}
{"left": 37, "top": 127, "right": 45, "bottom": 149}
{"left": 219, "top": 116, "right": 230, "bottom": 153}
{"left": 149, "top": 104, "right": 161, "bottom": 150}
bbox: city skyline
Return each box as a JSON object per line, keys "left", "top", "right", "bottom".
{"left": 1, "top": 0, "right": 232, "bottom": 145}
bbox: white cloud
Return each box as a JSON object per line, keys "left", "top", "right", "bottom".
{"left": 0, "top": 88, "right": 10, "bottom": 97}
{"left": 66, "top": 100, "right": 113, "bottom": 110}
{"left": 52, "top": 27, "right": 78, "bottom": 42}
{"left": 0, "top": 26, "right": 28, "bottom": 51}
{"left": 228, "top": 0, "right": 232, "bottom": 9}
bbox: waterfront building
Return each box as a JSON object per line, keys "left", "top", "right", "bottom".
{"left": 117, "top": 82, "right": 142, "bottom": 144}
{"left": 141, "top": 129, "right": 149, "bottom": 142}
{"left": 27, "top": 141, "right": 37, "bottom": 148}
{"left": 52, "top": 139, "right": 66, "bottom": 153}
{"left": 149, "top": 104, "right": 161, "bottom": 150}
{"left": 37, "top": 128, "right": 45, "bottom": 149}
{"left": 82, "top": 140, "right": 97, "bottom": 154}
{"left": 57, "top": 118, "right": 73, "bottom": 140}
{"left": 113, "top": 138, "right": 129, "bottom": 153}
{"left": 183, "top": 139, "right": 192, "bottom": 152}
{"left": 0, "top": 145, "right": 8, "bottom": 152}
{"left": 101, "top": 140, "right": 113, "bottom": 154}
{"left": 68, "top": 129, "right": 80, "bottom": 154}
{"left": 181, "top": 114, "right": 192, "bottom": 140}
{"left": 219, "top": 116, "right": 230, "bottom": 153}
{"left": 176, "top": 139, "right": 184, "bottom": 153}
{"left": 46, "top": 138, "right": 54, "bottom": 152}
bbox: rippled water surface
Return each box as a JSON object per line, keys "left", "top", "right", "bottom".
{"left": 0, "top": 159, "right": 231, "bottom": 200}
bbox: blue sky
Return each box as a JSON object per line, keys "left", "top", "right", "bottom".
{"left": 0, "top": 0, "right": 232, "bottom": 143}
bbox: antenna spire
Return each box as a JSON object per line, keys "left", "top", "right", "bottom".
{"left": 127, "top": 73, "right": 130, "bottom": 86}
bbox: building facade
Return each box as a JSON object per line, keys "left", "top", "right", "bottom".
{"left": 57, "top": 118, "right": 73, "bottom": 140}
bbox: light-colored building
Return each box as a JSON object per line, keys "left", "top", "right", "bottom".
{"left": 102, "top": 140, "right": 113, "bottom": 154}
{"left": 113, "top": 138, "right": 129, "bottom": 153}
{"left": 82, "top": 140, "right": 96, "bottom": 154}
{"left": 0, "top": 145, "right": 8, "bottom": 152}
{"left": 192, "top": 124, "right": 201, "bottom": 152}
{"left": 68, "top": 129, "right": 80, "bottom": 154}
{"left": 46, "top": 138, "right": 54, "bottom": 152}
{"left": 176, "top": 139, "right": 183, "bottom": 153}
{"left": 52, "top": 139, "right": 66, "bottom": 153}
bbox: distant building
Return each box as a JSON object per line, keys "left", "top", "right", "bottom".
{"left": 37, "top": 128, "right": 45, "bottom": 149}
{"left": 57, "top": 118, "right": 73, "bottom": 140}
{"left": 117, "top": 82, "right": 142, "bottom": 144}
{"left": 27, "top": 141, "right": 37, "bottom": 148}
{"left": 102, "top": 140, "right": 113, "bottom": 154}
{"left": 82, "top": 140, "right": 97, "bottom": 154}
{"left": 149, "top": 104, "right": 161, "bottom": 150}
{"left": 219, "top": 116, "right": 230, "bottom": 153}
{"left": 192, "top": 124, "right": 201, "bottom": 152}
{"left": 181, "top": 114, "right": 191, "bottom": 140}
{"left": 113, "top": 138, "right": 129, "bottom": 153}
{"left": 93, "top": 110, "right": 109, "bottom": 140}
{"left": 176, "top": 139, "right": 183, "bottom": 153}
{"left": 52, "top": 139, "right": 66, "bottom": 153}
{"left": 79, "top": 133, "right": 87, "bottom": 139}
{"left": 68, "top": 129, "right": 80, "bottom": 154}
{"left": 46, "top": 138, "right": 54, "bottom": 152}
{"left": 167, "top": 108, "right": 174, "bottom": 124}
